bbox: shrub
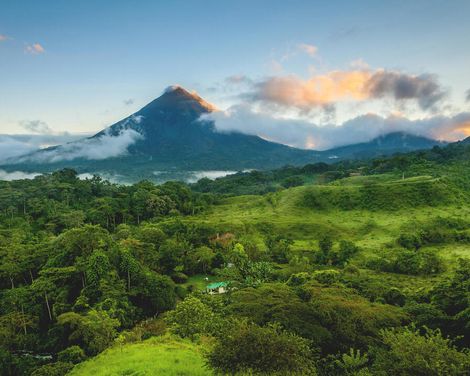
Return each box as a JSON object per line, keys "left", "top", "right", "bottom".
{"left": 57, "top": 345, "right": 86, "bottom": 364}
{"left": 207, "top": 322, "right": 317, "bottom": 375}
{"left": 312, "top": 270, "right": 340, "bottom": 285}
{"left": 371, "top": 326, "right": 470, "bottom": 375}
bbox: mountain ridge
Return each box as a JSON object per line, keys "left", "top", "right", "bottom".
{"left": 0, "top": 86, "right": 449, "bottom": 181}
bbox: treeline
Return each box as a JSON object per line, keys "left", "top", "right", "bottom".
{"left": 191, "top": 139, "right": 470, "bottom": 196}
{"left": 0, "top": 169, "right": 215, "bottom": 232}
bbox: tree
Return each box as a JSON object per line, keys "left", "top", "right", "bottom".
{"left": 165, "top": 296, "right": 220, "bottom": 339}
{"left": 57, "top": 309, "right": 120, "bottom": 355}
{"left": 207, "top": 322, "right": 317, "bottom": 375}
{"left": 371, "top": 326, "right": 470, "bottom": 375}
{"left": 317, "top": 236, "right": 334, "bottom": 264}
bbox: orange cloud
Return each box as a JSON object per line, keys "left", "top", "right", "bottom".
{"left": 25, "top": 43, "right": 45, "bottom": 54}
{"left": 252, "top": 69, "right": 446, "bottom": 111}
{"left": 256, "top": 70, "right": 371, "bottom": 108}
{"left": 454, "top": 121, "right": 470, "bottom": 137}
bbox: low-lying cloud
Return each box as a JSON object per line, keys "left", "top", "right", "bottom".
{"left": 24, "top": 129, "right": 143, "bottom": 163}
{"left": 247, "top": 69, "right": 446, "bottom": 112}
{"left": 0, "top": 170, "right": 41, "bottom": 181}
{"left": 0, "top": 134, "right": 86, "bottom": 163}
{"left": 204, "top": 106, "right": 470, "bottom": 150}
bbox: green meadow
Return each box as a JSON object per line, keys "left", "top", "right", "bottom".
{"left": 68, "top": 336, "right": 211, "bottom": 376}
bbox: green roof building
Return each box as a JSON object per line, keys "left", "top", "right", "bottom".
{"left": 206, "top": 281, "right": 228, "bottom": 294}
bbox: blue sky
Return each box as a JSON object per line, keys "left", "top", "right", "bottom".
{"left": 1, "top": 0, "right": 470, "bottom": 147}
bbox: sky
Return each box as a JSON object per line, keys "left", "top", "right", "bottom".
{"left": 1, "top": 0, "right": 470, "bottom": 151}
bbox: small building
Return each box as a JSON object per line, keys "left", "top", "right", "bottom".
{"left": 206, "top": 282, "right": 228, "bottom": 295}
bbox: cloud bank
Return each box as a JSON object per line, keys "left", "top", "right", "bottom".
{"left": 0, "top": 133, "right": 87, "bottom": 163}
{"left": 205, "top": 106, "right": 470, "bottom": 150}
{"left": 0, "top": 170, "right": 41, "bottom": 181}
{"left": 23, "top": 128, "right": 143, "bottom": 163}
{"left": 248, "top": 69, "right": 446, "bottom": 112}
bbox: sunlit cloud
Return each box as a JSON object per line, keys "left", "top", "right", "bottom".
{"left": 25, "top": 43, "right": 45, "bottom": 54}
{"left": 0, "top": 34, "right": 8, "bottom": 42}
{"left": 298, "top": 43, "right": 318, "bottom": 57}
{"left": 246, "top": 68, "right": 446, "bottom": 112}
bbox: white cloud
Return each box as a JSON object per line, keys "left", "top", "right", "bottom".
{"left": 0, "top": 135, "right": 39, "bottom": 162}
{"left": 203, "top": 106, "right": 470, "bottom": 150}
{"left": 23, "top": 128, "right": 142, "bottom": 163}
{"left": 25, "top": 43, "right": 45, "bottom": 54}
{"left": 0, "top": 134, "right": 87, "bottom": 163}
{"left": 0, "top": 170, "right": 41, "bottom": 181}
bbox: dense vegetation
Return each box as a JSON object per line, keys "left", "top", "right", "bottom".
{"left": 1, "top": 139, "right": 470, "bottom": 375}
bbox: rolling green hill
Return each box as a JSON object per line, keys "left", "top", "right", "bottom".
{"left": 68, "top": 336, "right": 211, "bottom": 376}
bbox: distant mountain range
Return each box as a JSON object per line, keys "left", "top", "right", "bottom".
{"left": 0, "top": 86, "right": 448, "bottom": 182}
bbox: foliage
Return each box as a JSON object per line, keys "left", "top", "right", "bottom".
{"left": 207, "top": 321, "right": 317, "bottom": 375}
{"left": 371, "top": 326, "right": 470, "bottom": 375}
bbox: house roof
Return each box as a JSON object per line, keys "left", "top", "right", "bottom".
{"left": 206, "top": 282, "right": 228, "bottom": 289}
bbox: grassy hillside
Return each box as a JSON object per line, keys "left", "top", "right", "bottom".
{"left": 188, "top": 175, "right": 470, "bottom": 276}
{"left": 68, "top": 336, "right": 211, "bottom": 376}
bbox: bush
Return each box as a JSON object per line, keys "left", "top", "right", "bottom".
{"left": 171, "top": 272, "right": 188, "bottom": 284}
{"left": 287, "top": 272, "right": 311, "bottom": 286}
{"left": 397, "top": 233, "right": 422, "bottom": 250}
{"left": 371, "top": 326, "right": 470, "bottom": 375}
{"left": 312, "top": 270, "right": 340, "bottom": 285}
{"left": 57, "top": 345, "right": 86, "bottom": 364}
{"left": 31, "top": 362, "right": 74, "bottom": 376}
{"left": 207, "top": 322, "right": 317, "bottom": 375}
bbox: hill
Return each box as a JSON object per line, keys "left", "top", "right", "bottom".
{"left": 68, "top": 336, "right": 211, "bottom": 376}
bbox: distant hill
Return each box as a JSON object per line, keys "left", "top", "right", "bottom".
{"left": 325, "top": 132, "right": 447, "bottom": 160}
{"left": 0, "top": 86, "right": 447, "bottom": 182}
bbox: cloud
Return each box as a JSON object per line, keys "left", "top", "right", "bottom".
{"left": 0, "top": 135, "right": 41, "bottom": 162}
{"left": 247, "top": 69, "right": 447, "bottom": 112}
{"left": 124, "top": 98, "right": 134, "bottom": 106}
{"left": 250, "top": 71, "right": 371, "bottom": 110}
{"left": 20, "top": 120, "right": 53, "bottom": 134}
{"left": 0, "top": 134, "right": 86, "bottom": 163}
{"left": 25, "top": 43, "right": 45, "bottom": 54}
{"left": 298, "top": 43, "right": 318, "bottom": 57}
{"left": 366, "top": 71, "right": 446, "bottom": 110}
{"left": 0, "top": 34, "right": 8, "bottom": 42}
{"left": 225, "top": 75, "right": 253, "bottom": 85}
{"left": 0, "top": 170, "right": 41, "bottom": 181}
{"left": 466, "top": 89, "right": 470, "bottom": 102}
{"left": 203, "top": 106, "right": 470, "bottom": 150}
{"left": 20, "top": 127, "right": 143, "bottom": 163}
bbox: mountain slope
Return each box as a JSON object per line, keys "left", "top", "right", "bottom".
{"left": 0, "top": 86, "right": 447, "bottom": 181}
{"left": 325, "top": 132, "right": 447, "bottom": 160}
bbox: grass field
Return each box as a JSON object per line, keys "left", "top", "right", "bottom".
{"left": 183, "top": 274, "right": 220, "bottom": 291}
{"left": 187, "top": 178, "right": 470, "bottom": 283}
{"left": 68, "top": 336, "right": 212, "bottom": 376}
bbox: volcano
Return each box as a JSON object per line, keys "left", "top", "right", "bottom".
{"left": 0, "top": 86, "right": 445, "bottom": 182}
